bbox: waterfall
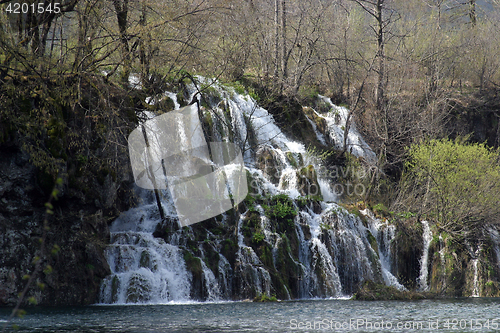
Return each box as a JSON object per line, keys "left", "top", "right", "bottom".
{"left": 439, "top": 235, "right": 446, "bottom": 286}
{"left": 200, "top": 259, "right": 220, "bottom": 301}
{"left": 235, "top": 212, "right": 273, "bottom": 298}
{"left": 313, "top": 96, "right": 376, "bottom": 163}
{"left": 99, "top": 220, "right": 192, "bottom": 304}
{"left": 98, "top": 77, "right": 409, "bottom": 304}
{"left": 417, "top": 221, "right": 432, "bottom": 291}
{"left": 471, "top": 259, "right": 480, "bottom": 297}
{"left": 217, "top": 254, "right": 232, "bottom": 299}
{"left": 490, "top": 228, "right": 500, "bottom": 269}
{"left": 469, "top": 244, "right": 482, "bottom": 297}
{"left": 364, "top": 210, "right": 405, "bottom": 291}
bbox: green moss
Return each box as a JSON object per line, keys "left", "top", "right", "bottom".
{"left": 157, "top": 96, "right": 175, "bottom": 112}
{"left": 176, "top": 92, "right": 187, "bottom": 107}
{"left": 366, "top": 231, "right": 378, "bottom": 254}
{"left": 228, "top": 81, "right": 246, "bottom": 95}
{"left": 183, "top": 251, "right": 202, "bottom": 275}
{"left": 263, "top": 194, "right": 297, "bottom": 232}
{"left": 201, "top": 85, "right": 222, "bottom": 107}
{"left": 256, "top": 243, "right": 274, "bottom": 268}
{"left": 111, "top": 276, "right": 119, "bottom": 302}
{"left": 320, "top": 223, "right": 333, "bottom": 231}
{"left": 302, "top": 107, "right": 327, "bottom": 135}
{"left": 372, "top": 203, "right": 392, "bottom": 218}
{"left": 296, "top": 195, "right": 322, "bottom": 209}
{"left": 285, "top": 152, "right": 298, "bottom": 168}
{"left": 253, "top": 293, "right": 278, "bottom": 302}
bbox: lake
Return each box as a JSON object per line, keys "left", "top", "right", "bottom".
{"left": 2, "top": 298, "right": 500, "bottom": 332}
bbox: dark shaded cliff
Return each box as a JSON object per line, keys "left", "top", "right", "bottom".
{"left": 0, "top": 74, "right": 139, "bottom": 306}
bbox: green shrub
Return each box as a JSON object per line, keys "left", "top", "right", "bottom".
{"left": 400, "top": 138, "right": 500, "bottom": 240}
{"left": 253, "top": 293, "right": 278, "bottom": 302}
{"left": 252, "top": 232, "right": 265, "bottom": 244}
{"left": 263, "top": 194, "right": 297, "bottom": 231}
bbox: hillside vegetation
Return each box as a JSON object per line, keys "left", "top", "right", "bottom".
{"left": 1, "top": 0, "right": 500, "bottom": 305}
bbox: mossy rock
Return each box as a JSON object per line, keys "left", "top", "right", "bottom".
{"left": 285, "top": 152, "right": 298, "bottom": 168}
{"left": 297, "top": 165, "right": 322, "bottom": 198}
{"left": 428, "top": 239, "right": 469, "bottom": 296}
{"left": 263, "top": 194, "right": 297, "bottom": 233}
{"left": 256, "top": 147, "right": 283, "bottom": 185}
{"left": 126, "top": 274, "right": 152, "bottom": 303}
{"left": 183, "top": 251, "right": 202, "bottom": 276}
{"left": 366, "top": 231, "right": 379, "bottom": 254}
{"left": 253, "top": 293, "right": 278, "bottom": 302}
{"left": 139, "top": 251, "right": 151, "bottom": 269}
{"left": 176, "top": 91, "right": 187, "bottom": 107}
{"left": 483, "top": 280, "right": 500, "bottom": 297}
{"left": 302, "top": 106, "right": 328, "bottom": 135}
{"left": 262, "top": 95, "right": 324, "bottom": 148}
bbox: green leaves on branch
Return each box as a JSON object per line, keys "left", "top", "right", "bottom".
{"left": 400, "top": 138, "right": 500, "bottom": 239}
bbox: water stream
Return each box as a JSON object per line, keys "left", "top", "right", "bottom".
{"left": 98, "top": 79, "right": 407, "bottom": 304}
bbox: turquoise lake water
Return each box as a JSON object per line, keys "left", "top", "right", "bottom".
{"left": 2, "top": 298, "right": 500, "bottom": 332}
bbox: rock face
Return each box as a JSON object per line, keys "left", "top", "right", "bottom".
{"left": 2, "top": 78, "right": 500, "bottom": 306}
{"left": 0, "top": 142, "right": 134, "bottom": 306}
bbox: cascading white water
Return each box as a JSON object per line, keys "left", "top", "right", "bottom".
{"left": 309, "top": 96, "right": 377, "bottom": 163}
{"left": 438, "top": 235, "right": 446, "bottom": 286}
{"left": 490, "top": 228, "right": 500, "bottom": 270}
{"left": 99, "top": 77, "right": 407, "bottom": 304}
{"left": 471, "top": 258, "right": 480, "bottom": 297}
{"left": 200, "top": 259, "right": 220, "bottom": 301}
{"left": 363, "top": 209, "right": 405, "bottom": 291}
{"left": 99, "top": 210, "right": 191, "bottom": 304}
{"left": 217, "top": 253, "right": 232, "bottom": 299}
{"left": 417, "top": 221, "right": 432, "bottom": 291}
{"left": 468, "top": 244, "right": 482, "bottom": 297}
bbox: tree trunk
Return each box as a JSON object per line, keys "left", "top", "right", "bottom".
{"left": 139, "top": 0, "right": 151, "bottom": 89}
{"left": 274, "top": 0, "right": 280, "bottom": 81}
{"left": 140, "top": 126, "right": 166, "bottom": 221}
{"left": 112, "top": 0, "right": 131, "bottom": 84}
{"left": 375, "top": 0, "right": 385, "bottom": 111}
{"left": 281, "top": 0, "right": 287, "bottom": 93}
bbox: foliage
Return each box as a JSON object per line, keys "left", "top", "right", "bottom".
{"left": 263, "top": 195, "right": 297, "bottom": 222}
{"left": 253, "top": 293, "right": 278, "bottom": 302}
{"left": 319, "top": 223, "right": 333, "bottom": 231}
{"left": 2, "top": 178, "right": 62, "bottom": 331}
{"left": 305, "top": 145, "right": 335, "bottom": 164}
{"left": 0, "top": 74, "right": 137, "bottom": 196}
{"left": 399, "top": 138, "right": 500, "bottom": 240}
{"left": 252, "top": 232, "right": 265, "bottom": 245}
{"left": 296, "top": 195, "right": 323, "bottom": 209}
{"left": 371, "top": 203, "right": 392, "bottom": 218}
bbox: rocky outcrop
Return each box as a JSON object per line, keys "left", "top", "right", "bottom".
{"left": 0, "top": 140, "right": 134, "bottom": 306}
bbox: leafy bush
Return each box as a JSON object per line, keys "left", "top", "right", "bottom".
{"left": 252, "top": 232, "right": 265, "bottom": 244}
{"left": 264, "top": 194, "right": 297, "bottom": 219}
{"left": 398, "top": 138, "right": 500, "bottom": 240}
{"left": 263, "top": 194, "right": 297, "bottom": 231}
